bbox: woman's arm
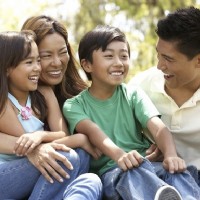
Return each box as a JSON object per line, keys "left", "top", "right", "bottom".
{"left": 39, "top": 86, "right": 68, "bottom": 139}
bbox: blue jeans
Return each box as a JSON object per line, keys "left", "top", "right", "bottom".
{"left": 186, "top": 165, "right": 200, "bottom": 187}
{"left": 101, "top": 159, "right": 200, "bottom": 200}
{"left": 0, "top": 148, "right": 102, "bottom": 200}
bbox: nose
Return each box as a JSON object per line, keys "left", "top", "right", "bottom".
{"left": 51, "top": 55, "right": 62, "bottom": 66}
{"left": 33, "top": 61, "right": 41, "bottom": 72}
{"left": 157, "top": 58, "right": 166, "bottom": 71}
{"left": 114, "top": 56, "right": 123, "bottom": 67}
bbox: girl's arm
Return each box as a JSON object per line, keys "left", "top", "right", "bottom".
{"left": 0, "top": 132, "right": 18, "bottom": 154}
{"left": 54, "top": 133, "right": 101, "bottom": 159}
{"left": 14, "top": 87, "right": 67, "bottom": 155}
{"left": 0, "top": 100, "right": 25, "bottom": 137}
{"left": 147, "top": 116, "right": 186, "bottom": 173}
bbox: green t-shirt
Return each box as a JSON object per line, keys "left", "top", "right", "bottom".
{"left": 63, "top": 83, "right": 160, "bottom": 176}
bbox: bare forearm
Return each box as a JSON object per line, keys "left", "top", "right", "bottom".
{"left": 154, "top": 127, "right": 177, "bottom": 158}
{"left": 76, "top": 121, "right": 124, "bottom": 161}
{"left": 53, "top": 134, "right": 85, "bottom": 148}
{"left": 40, "top": 131, "right": 66, "bottom": 142}
{"left": 148, "top": 118, "right": 178, "bottom": 158}
{"left": 0, "top": 132, "right": 18, "bottom": 154}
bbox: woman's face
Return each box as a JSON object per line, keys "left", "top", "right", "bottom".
{"left": 38, "top": 33, "right": 69, "bottom": 87}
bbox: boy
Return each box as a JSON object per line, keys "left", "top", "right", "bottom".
{"left": 63, "top": 25, "right": 200, "bottom": 200}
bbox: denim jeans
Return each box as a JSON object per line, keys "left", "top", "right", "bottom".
{"left": 0, "top": 148, "right": 102, "bottom": 200}
{"left": 101, "top": 159, "right": 200, "bottom": 200}
{"left": 186, "top": 165, "right": 200, "bottom": 187}
{"left": 63, "top": 173, "right": 102, "bottom": 200}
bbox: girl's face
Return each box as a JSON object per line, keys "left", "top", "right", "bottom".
{"left": 38, "top": 33, "right": 70, "bottom": 87}
{"left": 7, "top": 42, "right": 41, "bottom": 98}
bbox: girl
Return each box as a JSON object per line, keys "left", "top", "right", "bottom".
{"left": 0, "top": 30, "right": 102, "bottom": 200}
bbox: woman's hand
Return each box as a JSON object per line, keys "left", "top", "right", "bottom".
{"left": 145, "top": 144, "right": 164, "bottom": 161}
{"left": 27, "top": 143, "right": 73, "bottom": 183}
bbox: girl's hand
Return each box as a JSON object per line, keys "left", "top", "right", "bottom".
{"left": 117, "top": 150, "right": 143, "bottom": 171}
{"left": 14, "top": 132, "right": 43, "bottom": 156}
{"left": 27, "top": 143, "right": 73, "bottom": 183}
{"left": 163, "top": 157, "right": 186, "bottom": 173}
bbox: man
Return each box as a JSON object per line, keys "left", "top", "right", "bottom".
{"left": 128, "top": 6, "right": 200, "bottom": 186}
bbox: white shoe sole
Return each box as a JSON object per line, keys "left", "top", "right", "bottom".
{"left": 154, "top": 185, "right": 182, "bottom": 200}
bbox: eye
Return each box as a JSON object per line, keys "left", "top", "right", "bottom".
{"left": 60, "top": 50, "right": 68, "bottom": 55}
{"left": 104, "top": 54, "right": 113, "bottom": 58}
{"left": 40, "top": 54, "right": 51, "bottom": 59}
{"left": 25, "top": 60, "right": 33, "bottom": 64}
{"left": 121, "top": 54, "right": 129, "bottom": 59}
{"left": 37, "top": 58, "right": 41, "bottom": 64}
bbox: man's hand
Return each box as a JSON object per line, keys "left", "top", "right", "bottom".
{"left": 27, "top": 143, "right": 73, "bottom": 183}
{"left": 163, "top": 156, "right": 186, "bottom": 173}
{"left": 145, "top": 144, "right": 164, "bottom": 161}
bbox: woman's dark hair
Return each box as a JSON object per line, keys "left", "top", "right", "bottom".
{"left": 22, "top": 15, "right": 88, "bottom": 108}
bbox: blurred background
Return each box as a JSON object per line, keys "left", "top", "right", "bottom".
{"left": 1, "top": 0, "right": 200, "bottom": 82}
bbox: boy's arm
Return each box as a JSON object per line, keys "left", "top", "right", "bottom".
{"left": 76, "top": 119, "right": 124, "bottom": 160}
{"left": 75, "top": 119, "right": 143, "bottom": 170}
{"left": 147, "top": 116, "right": 186, "bottom": 173}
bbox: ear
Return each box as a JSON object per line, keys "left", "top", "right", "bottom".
{"left": 197, "top": 54, "right": 200, "bottom": 68}
{"left": 81, "top": 59, "right": 92, "bottom": 73}
{"left": 6, "top": 68, "right": 12, "bottom": 77}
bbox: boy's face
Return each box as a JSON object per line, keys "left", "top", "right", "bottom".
{"left": 86, "top": 41, "right": 129, "bottom": 88}
{"left": 156, "top": 38, "right": 200, "bottom": 90}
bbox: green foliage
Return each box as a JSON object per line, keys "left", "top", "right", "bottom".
{"left": 73, "top": 0, "right": 199, "bottom": 82}
{"left": 1, "top": 0, "right": 199, "bottom": 82}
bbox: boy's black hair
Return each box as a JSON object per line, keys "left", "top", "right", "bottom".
{"left": 78, "top": 25, "right": 130, "bottom": 80}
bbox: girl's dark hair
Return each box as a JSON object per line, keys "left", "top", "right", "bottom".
{"left": 0, "top": 31, "right": 47, "bottom": 120}
{"left": 156, "top": 6, "right": 200, "bottom": 60}
{"left": 22, "top": 15, "right": 88, "bottom": 108}
{"left": 78, "top": 25, "right": 130, "bottom": 80}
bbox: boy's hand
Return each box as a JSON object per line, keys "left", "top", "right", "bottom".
{"left": 117, "top": 150, "right": 143, "bottom": 171}
{"left": 163, "top": 157, "right": 186, "bottom": 173}
{"left": 14, "top": 133, "right": 43, "bottom": 156}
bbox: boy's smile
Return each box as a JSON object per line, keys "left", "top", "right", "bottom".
{"left": 88, "top": 41, "right": 130, "bottom": 89}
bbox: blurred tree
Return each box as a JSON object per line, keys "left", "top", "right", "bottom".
{"left": 73, "top": 0, "right": 199, "bottom": 81}
{"left": 0, "top": 0, "right": 199, "bottom": 81}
